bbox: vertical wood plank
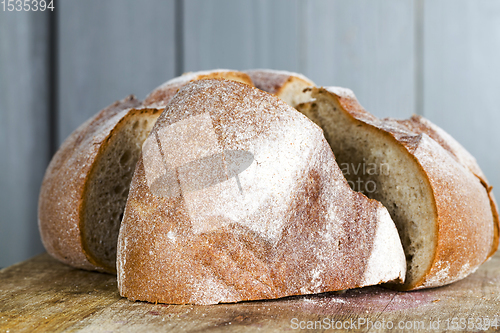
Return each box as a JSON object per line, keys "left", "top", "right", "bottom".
{"left": 0, "top": 11, "right": 50, "bottom": 267}
{"left": 183, "top": 0, "right": 415, "bottom": 119}
{"left": 58, "top": 0, "right": 177, "bottom": 144}
{"left": 423, "top": 0, "right": 500, "bottom": 192}
{"left": 183, "top": 0, "right": 302, "bottom": 72}
{"left": 304, "top": 0, "right": 416, "bottom": 118}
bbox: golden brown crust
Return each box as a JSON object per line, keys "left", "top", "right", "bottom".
{"left": 245, "top": 69, "right": 315, "bottom": 107}
{"left": 245, "top": 69, "right": 314, "bottom": 94}
{"left": 117, "top": 80, "right": 405, "bottom": 305}
{"left": 142, "top": 69, "right": 254, "bottom": 108}
{"left": 487, "top": 192, "right": 500, "bottom": 257}
{"left": 245, "top": 69, "right": 291, "bottom": 94}
{"left": 38, "top": 96, "right": 142, "bottom": 272}
{"left": 319, "top": 87, "right": 495, "bottom": 290}
{"left": 390, "top": 115, "right": 499, "bottom": 258}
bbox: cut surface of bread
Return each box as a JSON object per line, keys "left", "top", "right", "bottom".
{"left": 81, "top": 109, "right": 161, "bottom": 272}
{"left": 117, "top": 79, "right": 406, "bottom": 305}
{"left": 296, "top": 87, "right": 496, "bottom": 290}
{"left": 143, "top": 69, "right": 254, "bottom": 108}
{"left": 389, "top": 115, "right": 500, "bottom": 258}
{"left": 38, "top": 96, "right": 161, "bottom": 273}
{"left": 245, "top": 69, "right": 315, "bottom": 107}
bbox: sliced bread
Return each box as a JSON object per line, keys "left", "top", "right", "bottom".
{"left": 117, "top": 79, "right": 406, "bottom": 305}
{"left": 390, "top": 115, "right": 499, "bottom": 258}
{"left": 296, "top": 87, "right": 497, "bottom": 290}
{"left": 38, "top": 96, "right": 161, "bottom": 273}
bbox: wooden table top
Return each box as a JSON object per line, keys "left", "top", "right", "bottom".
{"left": 1, "top": 252, "right": 499, "bottom": 332}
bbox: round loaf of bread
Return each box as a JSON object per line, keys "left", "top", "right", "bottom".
{"left": 38, "top": 96, "right": 162, "bottom": 273}
{"left": 117, "top": 79, "right": 406, "bottom": 305}
{"left": 296, "top": 87, "right": 498, "bottom": 290}
{"left": 142, "top": 69, "right": 254, "bottom": 108}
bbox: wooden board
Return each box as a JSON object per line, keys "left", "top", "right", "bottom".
{"left": 1, "top": 252, "right": 499, "bottom": 332}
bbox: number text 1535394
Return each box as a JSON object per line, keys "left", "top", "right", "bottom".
{"left": 2, "top": 0, "right": 54, "bottom": 11}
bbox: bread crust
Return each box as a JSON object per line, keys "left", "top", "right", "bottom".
{"left": 245, "top": 69, "right": 315, "bottom": 107}
{"left": 390, "top": 115, "right": 499, "bottom": 258}
{"left": 245, "top": 69, "right": 314, "bottom": 94}
{"left": 142, "top": 69, "right": 254, "bottom": 108}
{"left": 312, "top": 87, "right": 496, "bottom": 290}
{"left": 38, "top": 96, "right": 162, "bottom": 272}
{"left": 117, "top": 79, "right": 405, "bottom": 305}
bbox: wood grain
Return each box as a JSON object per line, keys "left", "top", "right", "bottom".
{"left": 1, "top": 252, "right": 499, "bottom": 332}
{"left": 422, "top": 0, "right": 500, "bottom": 198}
{"left": 182, "top": 0, "right": 416, "bottom": 120}
{"left": 57, "top": 0, "right": 177, "bottom": 145}
{"left": 182, "top": 0, "right": 302, "bottom": 73}
{"left": 302, "top": 0, "right": 416, "bottom": 119}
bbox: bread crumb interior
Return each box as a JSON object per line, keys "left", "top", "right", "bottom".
{"left": 83, "top": 111, "right": 158, "bottom": 272}
{"left": 297, "top": 93, "right": 437, "bottom": 287}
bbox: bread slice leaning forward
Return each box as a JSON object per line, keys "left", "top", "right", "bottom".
{"left": 38, "top": 96, "right": 162, "bottom": 273}
{"left": 117, "top": 79, "right": 406, "bottom": 305}
{"left": 296, "top": 87, "right": 498, "bottom": 290}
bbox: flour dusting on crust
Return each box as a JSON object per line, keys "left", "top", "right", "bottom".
{"left": 117, "top": 79, "right": 405, "bottom": 305}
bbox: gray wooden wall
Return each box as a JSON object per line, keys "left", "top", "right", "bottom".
{"left": 1, "top": 0, "right": 500, "bottom": 268}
